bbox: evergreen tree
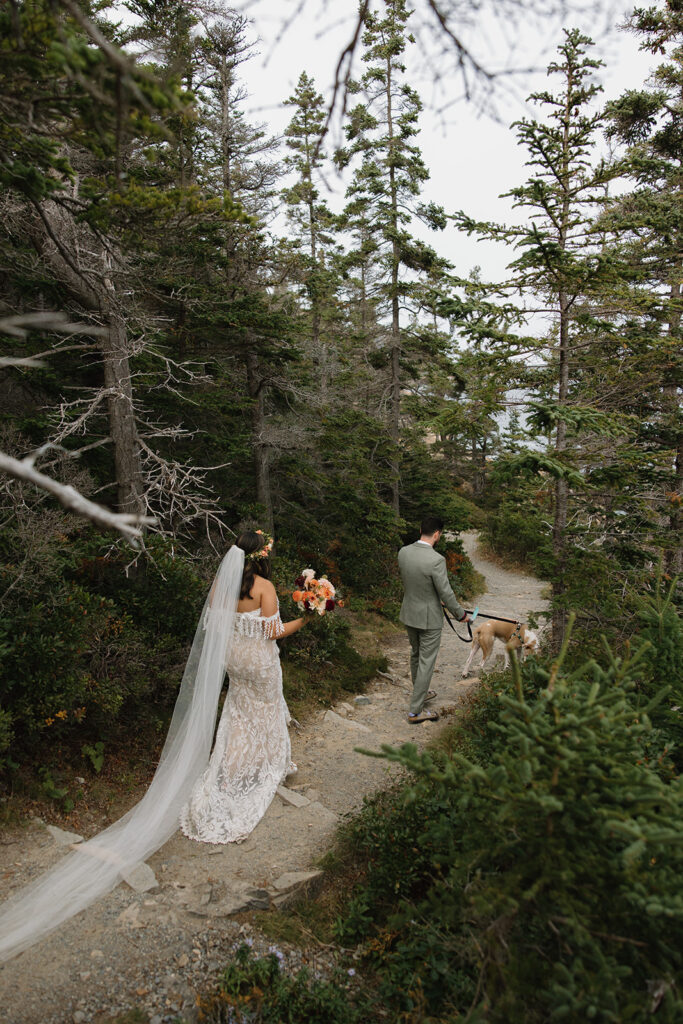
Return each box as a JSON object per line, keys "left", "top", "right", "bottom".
{"left": 603, "top": 0, "right": 683, "bottom": 574}
{"left": 336, "top": 0, "right": 448, "bottom": 515}
{"left": 282, "top": 72, "right": 341, "bottom": 402}
{"left": 458, "top": 30, "right": 625, "bottom": 646}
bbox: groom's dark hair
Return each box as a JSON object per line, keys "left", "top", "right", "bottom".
{"left": 420, "top": 514, "right": 444, "bottom": 536}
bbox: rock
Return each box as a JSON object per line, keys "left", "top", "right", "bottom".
{"left": 116, "top": 903, "right": 144, "bottom": 929}
{"left": 45, "top": 824, "right": 84, "bottom": 847}
{"left": 332, "top": 704, "right": 348, "bottom": 717}
{"left": 339, "top": 701, "right": 354, "bottom": 714}
{"left": 90, "top": 949, "right": 105, "bottom": 959}
{"left": 271, "top": 869, "right": 324, "bottom": 908}
{"left": 173, "top": 882, "right": 212, "bottom": 909}
{"left": 122, "top": 861, "right": 159, "bottom": 893}
{"left": 276, "top": 785, "right": 310, "bottom": 808}
{"left": 150, "top": 1016, "right": 163, "bottom": 1024}
{"left": 187, "top": 883, "right": 270, "bottom": 917}
{"left": 272, "top": 869, "right": 322, "bottom": 892}
{"left": 73, "top": 1012, "right": 86, "bottom": 1023}
{"left": 353, "top": 695, "right": 371, "bottom": 705}
{"left": 177, "top": 953, "right": 189, "bottom": 967}
{"left": 75, "top": 776, "right": 86, "bottom": 784}
{"left": 305, "top": 801, "right": 338, "bottom": 827}
{"left": 323, "top": 710, "right": 371, "bottom": 733}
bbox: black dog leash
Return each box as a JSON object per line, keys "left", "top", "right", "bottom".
{"left": 443, "top": 608, "right": 473, "bottom": 642}
{"left": 443, "top": 607, "right": 522, "bottom": 642}
{"left": 465, "top": 609, "right": 521, "bottom": 624}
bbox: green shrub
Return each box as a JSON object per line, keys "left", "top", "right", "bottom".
{"left": 479, "top": 496, "right": 553, "bottom": 574}
{"left": 0, "top": 507, "right": 207, "bottom": 769}
{"left": 0, "top": 706, "right": 12, "bottom": 762}
{"left": 631, "top": 573, "right": 683, "bottom": 771}
{"left": 334, "top": 612, "right": 683, "bottom": 1022}
{"left": 73, "top": 532, "right": 208, "bottom": 641}
{"left": 438, "top": 535, "right": 485, "bottom": 601}
{"left": 197, "top": 943, "right": 369, "bottom": 1023}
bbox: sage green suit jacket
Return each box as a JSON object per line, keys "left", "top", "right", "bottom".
{"left": 398, "top": 541, "right": 466, "bottom": 629}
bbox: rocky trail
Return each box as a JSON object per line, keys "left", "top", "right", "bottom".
{"left": 0, "top": 533, "right": 547, "bottom": 1024}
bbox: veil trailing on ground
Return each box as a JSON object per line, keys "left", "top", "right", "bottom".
{"left": 0, "top": 545, "right": 244, "bottom": 962}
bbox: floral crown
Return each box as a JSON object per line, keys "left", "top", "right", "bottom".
{"left": 245, "top": 529, "right": 274, "bottom": 561}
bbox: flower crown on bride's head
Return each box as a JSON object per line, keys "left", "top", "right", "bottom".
{"left": 245, "top": 529, "right": 274, "bottom": 561}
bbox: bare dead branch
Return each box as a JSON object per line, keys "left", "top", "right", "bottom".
{"left": 0, "top": 451, "right": 156, "bottom": 544}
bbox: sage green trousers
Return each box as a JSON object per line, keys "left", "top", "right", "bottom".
{"left": 405, "top": 625, "right": 443, "bottom": 715}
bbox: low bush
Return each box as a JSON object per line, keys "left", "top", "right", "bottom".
{"left": 631, "top": 574, "right": 683, "bottom": 772}
{"left": 478, "top": 495, "right": 553, "bottom": 575}
{"left": 197, "top": 943, "right": 370, "bottom": 1023}
{"left": 0, "top": 512, "right": 206, "bottom": 772}
{"left": 330, "top": 597, "right": 683, "bottom": 1022}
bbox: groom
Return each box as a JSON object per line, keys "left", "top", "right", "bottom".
{"left": 398, "top": 515, "right": 471, "bottom": 723}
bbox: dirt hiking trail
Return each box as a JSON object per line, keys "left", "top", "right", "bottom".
{"left": 0, "top": 533, "right": 547, "bottom": 1024}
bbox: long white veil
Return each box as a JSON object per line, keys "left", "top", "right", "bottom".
{"left": 0, "top": 545, "right": 244, "bottom": 962}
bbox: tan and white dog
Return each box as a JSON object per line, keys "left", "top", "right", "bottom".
{"left": 461, "top": 619, "right": 538, "bottom": 678}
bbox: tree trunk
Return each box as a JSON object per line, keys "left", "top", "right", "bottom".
{"left": 552, "top": 293, "right": 570, "bottom": 649}
{"left": 386, "top": 55, "right": 401, "bottom": 516}
{"left": 34, "top": 203, "right": 144, "bottom": 517}
{"left": 245, "top": 349, "right": 273, "bottom": 531}
{"left": 100, "top": 310, "right": 144, "bottom": 515}
{"left": 551, "top": 75, "right": 574, "bottom": 650}
{"left": 664, "top": 278, "right": 682, "bottom": 574}
{"left": 307, "top": 179, "right": 326, "bottom": 403}
{"left": 221, "top": 55, "right": 232, "bottom": 195}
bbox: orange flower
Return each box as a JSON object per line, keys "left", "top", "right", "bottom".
{"left": 292, "top": 590, "right": 304, "bottom": 602}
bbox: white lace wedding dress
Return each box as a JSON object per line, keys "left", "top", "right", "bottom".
{"left": 179, "top": 605, "right": 291, "bottom": 844}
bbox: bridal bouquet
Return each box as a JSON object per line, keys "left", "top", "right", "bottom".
{"left": 292, "top": 569, "right": 341, "bottom": 615}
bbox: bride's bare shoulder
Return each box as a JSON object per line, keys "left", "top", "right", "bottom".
{"left": 253, "top": 576, "right": 276, "bottom": 597}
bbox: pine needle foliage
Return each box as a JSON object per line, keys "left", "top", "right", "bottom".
{"left": 338, "top": 607, "right": 683, "bottom": 1022}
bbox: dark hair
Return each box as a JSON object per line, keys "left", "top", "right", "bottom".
{"left": 420, "top": 514, "right": 444, "bottom": 536}
{"left": 236, "top": 530, "right": 272, "bottom": 600}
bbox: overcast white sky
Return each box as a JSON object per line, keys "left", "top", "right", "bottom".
{"left": 232, "top": 0, "right": 655, "bottom": 281}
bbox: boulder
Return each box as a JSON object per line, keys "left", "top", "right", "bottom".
{"left": 122, "top": 861, "right": 159, "bottom": 893}
{"left": 45, "top": 825, "right": 84, "bottom": 847}
{"left": 276, "top": 785, "right": 311, "bottom": 808}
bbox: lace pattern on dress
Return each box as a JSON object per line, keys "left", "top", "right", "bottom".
{"left": 179, "top": 605, "right": 291, "bottom": 845}
{"left": 233, "top": 609, "right": 284, "bottom": 640}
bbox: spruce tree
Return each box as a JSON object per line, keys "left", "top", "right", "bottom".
{"left": 603, "top": 1, "right": 683, "bottom": 574}
{"left": 283, "top": 72, "right": 340, "bottom": 402}
{"left": 458, "top": 30, "right": 624, "bottom": 646}
{"left": 336, "top": 0, "right": 448, "bottom": 515}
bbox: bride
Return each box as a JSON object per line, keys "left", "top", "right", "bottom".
{"left": 180, "top": 529, "right": 307, "bottom": 844}
{"left": 0, "top": 528, "right": 308, "bottom": 961}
